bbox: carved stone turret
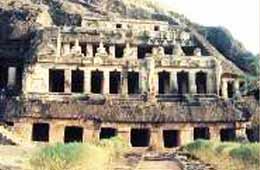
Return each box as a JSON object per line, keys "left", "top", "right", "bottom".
{"left": 71, "top": 39, "right": 81, "bottom": 55}
{"left": 194, "top": 48, "right": 202, "bottom": 56}
{"left": 173, "top": 44, "right": 184, "bottom": 56}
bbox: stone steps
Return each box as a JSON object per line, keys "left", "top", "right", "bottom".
{"left": 0, "top": 125, "right": 24, "bottom": 145}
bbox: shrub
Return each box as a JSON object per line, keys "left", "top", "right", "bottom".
{"left": 30, "top": 137, "right": 128, "bottom": 170}
{"left": 184, "top": 140, "right": 260, "bottom": 170}
{"left": 30, "top": 143, "right": 82, "bottom": 170}
{"left": 230, "top": 143, "right": 260, "bottom": 165}
{"left": 185, "top": 139, "right": 212, "bottom": 152}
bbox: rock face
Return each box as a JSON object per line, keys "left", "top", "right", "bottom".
{"left": 0, "top": 0, "right": 254, "bottom": 73}
{"left": 197, "top": 26, "right": 255, "bottom": 73}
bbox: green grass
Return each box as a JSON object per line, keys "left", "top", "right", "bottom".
{"left": 30, "top": 137, "right": 128, "bottom": 170}
{"left": 184, "top": 140, "right": 260, "bottom": 170}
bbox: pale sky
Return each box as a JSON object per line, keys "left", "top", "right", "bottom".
{"left": 160, "top": 0, "right": 260, "bottom": 54}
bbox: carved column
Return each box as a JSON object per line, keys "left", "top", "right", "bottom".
{"left": 103, "top": 71, "right": 110, "bottom": 94}
{"left": 65, "top": 69, "right": 71, "bottom": 93}
{"left": 209, "top": 126, "right": 220, "bottom": 141}
{"left": 222, "top": 79, "right": 228, "bottom": 99}
{"left": 207, "top": 72, "right": 213, "bottom": 94}
{"left": 120, "top": 66, "right": 128, "bottom": 96}
{"left": 7, "top": 67, "right": 16, "bottom": 88}
{"left": 140, "top": 66, "right": 147, "bottom": 93}
{"left": 234, "top": 79, "right": 240, "bottom": 96}
{"left": 63, "top": 43, "right": 70, "bottom": 55}
{"left": 189, "top": 71, "right": 196, "bottom": 94}
{"left": 170, "top": 71, "right": 178, "bottom": 93}
{"left": 109, "top": 45, "right": 115, "bottom": 58}
{"left": 84, "top": 69, "right": 91, "bottom": 94}
{"left": 72, "top": 39, "right": 81, "bottom": 54}
{"left": 56, "top": 28, "right": 61, "bottom": 57}
{"left": 87, "top": 44, "right": 93, "bottom": 57}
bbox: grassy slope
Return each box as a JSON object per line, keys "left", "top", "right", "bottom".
{"left": 30, "top": 137, "right": 129, "bottom": 170}
{"left": 184, "top": 140, "right": 260, "bottom": 170}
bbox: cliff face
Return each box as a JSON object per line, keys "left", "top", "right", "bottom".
{"left": 0, "top": 0, "right": 255, "bottom": 74}
{"left": 197, "top": 26, "right": 255, "bottom": 73}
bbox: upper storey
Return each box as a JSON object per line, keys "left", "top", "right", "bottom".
{"left": 82, "top": 17, "right": 170, "bottom": 32}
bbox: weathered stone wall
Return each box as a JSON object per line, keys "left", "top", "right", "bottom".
{"left": 11, "top": 118, "right": 247, "bottom": 148}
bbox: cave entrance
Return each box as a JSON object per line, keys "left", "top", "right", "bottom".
{"left": 194, "top": 127, "right": 210, "bottom": 140}
{"left": 49, "top": 69, "right": 65, "bottom": 92}
{"left": 91, "top": 70, "right": 104, "bottom": 94}
{"left": 182, "top": 46, "right": 196, "bottom": 56}
{"left": 115, "top": 44, "right": 125, "bottom": 58}
{"left": 246, "top": 128, "right": 260, "bottom": 142}
{"left": 72, "top": 70, "right": 84, "bottom": 93}
{"left": 138, "top": 45, "right": 153, "bottom": 59}
{"left": 196, "top": 72, "right": 207, "bottom": 94}
{"left": 220, "top": 129, "right": 236, "bottom": 142}
{"left": 100, "top": 128, "right": 117, "bottom": 140}
{"left": 64, "top": 126, "right": 83, "bottom": 143}
{"left": 228, "top": 82, "right": 234, "bottom": 98}
{"left": 163, "top": 130, "right": 180, "bottom": 148}
{"left": 128, "top": 72, "right": 139, "bottom": 94}
{"left": 7, "top": 67, "right": 17, "bottom": 88}
{"left": 158, "top": 71, "right": 170, "bottom": 94}
{"left": 109, "top": 71, "right": 121, "bottom": 94}
{"left": 177, "top": 71, "right": 189, "bottom": 94}
{"left": 79, "top": 42, "right": 87, "bottom": 56}
{"left": 0, "top": 66, "right": 8, "bottom": 89}
{"left": 164, "top": 46, "right": 173, "bottom": 55}
{"left": 93, "top": 44, "right": 99, "bottom": 57}
{"left": 32, "top": 123, "right": 49, "bottom": 142}
{"left": 130, "top": 129, "right": 150, "bottom": 147}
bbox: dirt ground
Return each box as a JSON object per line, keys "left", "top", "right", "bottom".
{"left": 0, "top": 145, "right": 183, "bottom": 170}
{"left": 0, "top": 145, "right": 39, "bottom": 170}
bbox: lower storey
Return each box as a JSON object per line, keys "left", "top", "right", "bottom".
{"left": 11, "top": 118, "right": 248, "bottom": 149}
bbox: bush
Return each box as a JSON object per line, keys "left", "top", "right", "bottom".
{"left": 230, "top": 143, "right": 260, "bottom": 165}
{"left": 30, "top": 137, "right": 128, "bottom": 170}
{"left": 30, "top": 143, "right": 82, "bottom": 170}
{"left": 185, "top": 139, "right": 212, "bottom": 151}
{"left": 184, "top": 140, "right": 260, "bottom": 170}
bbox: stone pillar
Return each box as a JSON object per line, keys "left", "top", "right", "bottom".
{"left": 140, "top": 67, "right": 147, "bottom": 93}
{"left": 56, "top": 28, "right": 61, "bottom": 57}
{"left": 236, "top": 123, "right": 248, "bottom": 141}
{"left": 109, "top": 45, "right": 115, "bottom": 58}
{"left": 7, "top": 67, "right": 16, "bottom": 88}
{"left": 150, "top": 128, "right": 162, "bottom": 150}
{"left": 118, "top": 128, "right": 130, "bottom": 147}
{"left": 180, "top": 128, "right": 193, "bottom": 145}
{"left": 170, "top": 71, "right": 178, "bottom": 93}
{"left": 65, "top": 69, "right": 71, "bottom": 93}
{"left": 49, "top": 123, "right": 64, "bottom": 143}
{"left": 234, "top": 79, "right": 240, "bottom": 96}
{"left": 207, "top": 72, "right": 213, "bottom": 94}
{"left": 222, "top": 79, "right": 228, "bottom": 99}
{"left": 215, "top": 60, "right": 222, "bottom": 95}
{"left": 84, "top": 129, "right": 96, "bottom": 142}
{"left": 120, "top": 67, "right": 128, "bottom": 97}
{"left": 103, "top": 71, "right": 110, "bottom": 94}
{"left": 124, "top": 43, "right": 136, "bottom": 60}
{"left": 236, "top": 128, "right": 247, "bottom": 140}
{"left": 87, "top": 44, "right": 93, "bottom": 57}
{"left": 84, "top": 69, "right": 91, "bottom": 94}
{"left": 71, "top": 39, "right": 81, "bottom": 54}
{"left": 154, "top": 71, "right": 159, "bottom": 95}
{"left": 63, "top": 43, "right": 71, "bottom": 55}
{"left": 189, "top": 71, "right": 196, "bottom": 94}
{"left": 209, "top": 126, "right": 220, "bottom": 141}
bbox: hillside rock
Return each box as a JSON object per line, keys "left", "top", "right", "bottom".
{"left": 197, "top": 26, "right": 254, "bottom": 73}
